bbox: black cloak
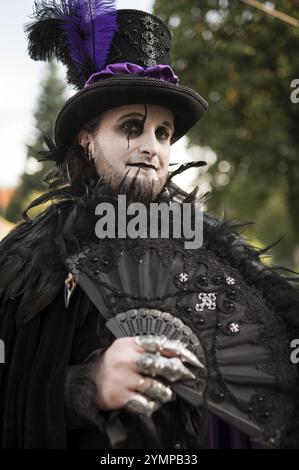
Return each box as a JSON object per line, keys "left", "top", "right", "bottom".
{"left": 0, "top": 190, "right": 298, "bottom": 449}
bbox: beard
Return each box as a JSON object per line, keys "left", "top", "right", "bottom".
{"left": 95, "top": 159, "right": 167, "bottom": 204}
{"left": 105, "top": 171, "right": 163, "bottom": 204}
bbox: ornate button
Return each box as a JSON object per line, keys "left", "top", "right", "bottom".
{"left": 227, "top": 322, "right": 240, "bottom": 335}
{"left": 178, "top": 273, "right": 189, "bottom": 283}
{"left": 174, "top": 273, "right": 190, "bottom": 290}
{"left": 226, "top": 276, "right": 236, "bottom": 285}
{"left": 195, "top": 292, "right": 217, "bottom": 311}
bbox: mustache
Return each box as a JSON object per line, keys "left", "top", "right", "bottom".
{"left": 127, "top": 162, "right": 157, "bottom": 171}
{"left": 127, "top": 156, "right": 159, "bottom": 170}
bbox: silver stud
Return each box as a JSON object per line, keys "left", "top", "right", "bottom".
{"left": 227, "top": 322, "right": 240, "bottom": 334}
{"left": 178, "top": 272, "right": 189, "bottom": 283}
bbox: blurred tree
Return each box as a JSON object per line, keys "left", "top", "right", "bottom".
{"left": 154, "top": 0, "right": 299, "bottom": 264}
{"left": 6, "top": 62, "right": 66, "bottom": 222}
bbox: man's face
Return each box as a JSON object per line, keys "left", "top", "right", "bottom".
{"left": 79, "top": 104, "right": 174, "bottom": 202}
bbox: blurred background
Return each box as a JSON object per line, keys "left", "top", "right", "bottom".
{"left": 0, "top": 0, "right": 298, "bottom": 269}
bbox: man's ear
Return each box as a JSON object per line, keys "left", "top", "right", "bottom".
{"left": 77, "top": 129, "right": 91, "bottom": 152}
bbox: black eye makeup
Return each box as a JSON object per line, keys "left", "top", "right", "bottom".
{"left": 156, "top": 126, "right": 171, "bottom": 141}
{"left": 120, "top": 119, "right": 143, "bottom": 136}
{"left": 118, "top": 119, "right": 171, "bottom": 143}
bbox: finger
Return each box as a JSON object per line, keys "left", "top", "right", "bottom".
{"left": 134, "top": 335, "right": 204, "bottom": 369}
{"left": 124, "top": 393, "right": 160, "bottom": 417}
{"left": 161, "top": 340, "right": 205, "bottom": 369}
{"left": 136, "top": 353, "right": 196, "bottom": 382}
{"left": 136, "top": 376, "right": 174, "bottom": 403}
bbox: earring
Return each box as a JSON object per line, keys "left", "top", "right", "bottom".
{"left": 86, "top": 149, "right": 93, "bottom": 160}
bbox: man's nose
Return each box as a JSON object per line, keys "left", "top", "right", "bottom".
{"left": 138, "top": 130, "right": 159, "bottom": 157}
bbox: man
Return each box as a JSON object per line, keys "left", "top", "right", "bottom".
{"left": 0, "top": 1, "right": 298, "bottom": 449}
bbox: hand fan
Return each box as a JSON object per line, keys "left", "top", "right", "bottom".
{"left": 64, "top": 235, "right": 294, "bottom": 448}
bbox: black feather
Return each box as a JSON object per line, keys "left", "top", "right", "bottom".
{"left": 38, "top": 135, "right": 66, "bottom": 164}
{"left": 167, "top": 161, "right": 207, "bottom": 182}
{"left": 24, "top": 1, "right": 67, "bottom": 63}
{"left": 0, "top": 204, "right": 69, "bottom": 325}
{"left": 65, "top": 57, "right": 95, "bottom": 89}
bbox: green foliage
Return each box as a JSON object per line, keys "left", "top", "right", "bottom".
{"left": 6, "top": 62, "right": 66, "bottom": 223}
{"left": 154, "top": 0, "right": 299, "bottom": 264}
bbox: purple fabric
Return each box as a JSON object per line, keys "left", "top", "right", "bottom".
{"left": 84, "top": 62, "right": 180, "bottom": 87}
{"left": 209, "top": 415, "right": 261, "bottom": 449}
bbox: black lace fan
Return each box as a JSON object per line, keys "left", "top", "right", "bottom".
{"left": 64, "top": 237, "right": 294, "bottom": 448}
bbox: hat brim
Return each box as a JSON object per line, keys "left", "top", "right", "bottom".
{"left": 55, "top": 76, "right": 208, "bottom": 147}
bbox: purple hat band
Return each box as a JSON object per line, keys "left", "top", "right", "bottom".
{"left": 84, "top": 62, "right": 179, "bottom": 87}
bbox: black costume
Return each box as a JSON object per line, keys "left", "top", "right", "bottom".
{"left": 0, "top": 179, "right": 298, "bottom": 449}
{"left": 0, "top": 1, "right": 298, "bottom": 449}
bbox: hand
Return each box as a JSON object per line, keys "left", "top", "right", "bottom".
{"left": 88, "top": 335, "right": 202, "bottom": 416}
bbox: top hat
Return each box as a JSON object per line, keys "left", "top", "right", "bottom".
{"left": 25, "top": 1, "right": 208, "bottom": 152}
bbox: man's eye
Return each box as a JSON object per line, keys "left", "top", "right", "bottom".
{"left": 121, "top": 120, "right": 142, "bottom": 134}
{"left": 156, "top": 127, "right": 170, "bottom": 141}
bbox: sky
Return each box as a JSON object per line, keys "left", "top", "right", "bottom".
{"left": 0, "top": 0, "right": 205, "bottom": 193}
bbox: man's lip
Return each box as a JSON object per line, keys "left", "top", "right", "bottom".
{"left": 127, "top": 162, "right": 157, "bottom": 170}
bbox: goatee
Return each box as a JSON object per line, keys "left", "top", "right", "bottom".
{"left": 101, "top": 169, "right": 164, "bottom": 204}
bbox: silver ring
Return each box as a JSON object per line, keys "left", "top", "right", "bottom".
{"left": 134, "top": 335, "right": 204, "bottom": 368}
{"left": 124, "top": 393, "right": 159, "bottom": 417}
{"left": 136, "top": 377, "right": 173, "bottom": 403}
{"left": 136, "top": 353, "right": 195, "bottom": 382}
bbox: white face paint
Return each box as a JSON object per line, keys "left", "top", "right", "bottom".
{"left": 79, "top": 104, "right": 174, "bottom": 202}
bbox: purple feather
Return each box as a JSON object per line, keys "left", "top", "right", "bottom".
{"left": 59, "top": 0, "right": 117, "bottom": 72}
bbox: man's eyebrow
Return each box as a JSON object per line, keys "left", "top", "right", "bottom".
{"left": 162, "top": 121, "right": 174, "bottom": 132}
{"left": 116, "top": 113, "right": 174, "bottom": 133}
{"left": 116, "top": 113, "right": 145, "bottom": 122}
